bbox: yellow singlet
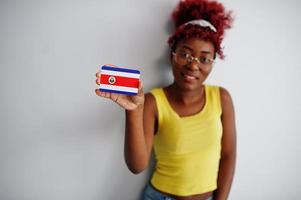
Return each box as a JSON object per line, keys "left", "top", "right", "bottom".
{"left": 150, "top": 85, "right": 223, "bottom": 196}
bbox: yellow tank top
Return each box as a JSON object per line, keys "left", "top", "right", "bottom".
{"left": 149, "top": 85, "right": 223, "bottom": 196}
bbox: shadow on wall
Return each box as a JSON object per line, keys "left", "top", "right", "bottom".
{"left": 150, "top": 17, "right": 174, "bottom": 90}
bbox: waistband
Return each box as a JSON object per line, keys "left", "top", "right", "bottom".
{"left": 142, "top": 182, "right": 214, "bottom": 200}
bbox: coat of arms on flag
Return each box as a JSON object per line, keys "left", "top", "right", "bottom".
{"left": 99, "top": 65, "right": 140, "bottom": 96}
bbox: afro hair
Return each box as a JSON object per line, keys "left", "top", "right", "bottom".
{"left": 168, "top": 0, "right": 233, "bottom": 59}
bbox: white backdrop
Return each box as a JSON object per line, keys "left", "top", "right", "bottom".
{"left": 1, "top": 0, "right": 301, "bottom": 199}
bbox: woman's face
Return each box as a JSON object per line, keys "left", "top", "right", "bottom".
{"left": 171, "top": 38, "right": 215, "bottom": 91}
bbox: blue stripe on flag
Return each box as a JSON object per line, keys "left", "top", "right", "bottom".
{"left": 99, "top": 88, "right": 138, "bottom": 96}
{"left": 101, "top": 65, "right": 140, "bottom": 74}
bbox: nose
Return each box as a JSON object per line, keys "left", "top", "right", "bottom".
{"left": 186, "top": 59, "right": 200, "bottom": 71}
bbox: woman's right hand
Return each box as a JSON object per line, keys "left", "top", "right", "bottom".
{"left": 95, "top": 72, "right": 145, "bottom": 111}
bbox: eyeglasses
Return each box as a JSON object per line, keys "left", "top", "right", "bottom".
{"left": 172, "top": 51, "right": 215, "bottom": 71}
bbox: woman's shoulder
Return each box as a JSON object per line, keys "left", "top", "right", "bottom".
{"left": 144, "top": 90, "right": 159, "bottom": 118}
{"left": 217, "top": 86, "right": 232, "bottom": 104}
{"left": 205, "top": 84, "right": 231, "bottom": 97}
{"left": 148, "top": 87, "right": 167, "bottom": 101}
{"left": 149, "top": 87, "right": 163, "bottom": 95}
{"left": 205, "top": 84, "right": 233, "bottom": 111}
{"left": 209, "top": 85, "right": 233, "bottom": 113}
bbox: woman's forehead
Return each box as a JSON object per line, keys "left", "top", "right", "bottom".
{"left": 176, "top": 38, "right": 215, "bottom": 53}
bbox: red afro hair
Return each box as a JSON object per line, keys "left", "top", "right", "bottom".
{"left": 168, "top": 0, "right": 233, "bottom": 59}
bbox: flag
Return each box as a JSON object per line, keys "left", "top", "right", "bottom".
{"left": 99, "top": 65, "right": 140, "bottom": 96}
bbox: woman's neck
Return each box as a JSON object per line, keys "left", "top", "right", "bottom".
{"left": 168, "top": 83, "right": 205, "bottom": 105}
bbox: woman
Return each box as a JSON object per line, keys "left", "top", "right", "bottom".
{"left": 95, "top": 0, "right": 236, "bottom": 199}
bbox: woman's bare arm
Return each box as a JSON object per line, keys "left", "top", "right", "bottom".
{"left": 214, "top": 87, "right": 237, "bottom": 200}
{"left": 95, "top": 71, "right": 156, "bottom": 174}
{"left": 124, "top": 93, "right": 157, "bottom": 174}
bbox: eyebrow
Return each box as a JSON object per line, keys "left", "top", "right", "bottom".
{"left": 180, "top": 45, "right": 213, "bottom": 55}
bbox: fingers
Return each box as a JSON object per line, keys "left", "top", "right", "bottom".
{"left": 96, "top": 88, "right": 119, "bottom": 99}
{"left": 96, "top": 64, "right": 116, "bottom": 85}
{"left": 95, "top": 72, "right": 101, "bottom": 77}
{"left": 95, "top": 65, "right": 116, "bottom": 98}
{"left": 95, "top": 78, "right": 100, "bottom": 85}
{"left": 138, "top": 80, "right": 143, "bottom": 90}
{"left": 137, "top": 80, "right": 144, "bottom": 95}
{"left": 95, "top": 89, "right": 110, "bottom": 98}
{"left": 95, "top": 70, "right": 102, "bottom": 85}
{"left": 95, "top": 72, "right": 101, "bottom": 85}
{"left": 95, "top": 89, "right": 122, "bottom": 105}
{"left": 95, "top": 89, "right": 103, "bottom": 97}
{"left": 110, "top": 93, "right": 119, "bottom": 102}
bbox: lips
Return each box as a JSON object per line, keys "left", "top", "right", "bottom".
{"left": 181, "top": 72, "right": 199, "bottom": 81}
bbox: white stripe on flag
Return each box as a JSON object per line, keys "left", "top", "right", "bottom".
{"left": 99, "top": 84, "right": 138, "bottom": 93}
{"left": 101, "top": 70, "right": 140, "bottom": 79}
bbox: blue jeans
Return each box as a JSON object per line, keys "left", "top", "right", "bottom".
{"left": 141, "top": 183, "right": 214, "bottom": 200}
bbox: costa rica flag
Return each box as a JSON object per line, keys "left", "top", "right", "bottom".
{"left": 99, "top": 65, "right": 140, "bottom": 96}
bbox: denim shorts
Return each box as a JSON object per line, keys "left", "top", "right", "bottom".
{"left": 141, "top": 183, "right": 214, "bottom": 200}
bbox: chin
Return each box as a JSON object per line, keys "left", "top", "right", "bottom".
{"left": 177, "top": 81, "right": 203, "bottom": 91}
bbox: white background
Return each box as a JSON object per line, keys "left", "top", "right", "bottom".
{"left": 0, "top": 0, "right": 300, "bottom": 199}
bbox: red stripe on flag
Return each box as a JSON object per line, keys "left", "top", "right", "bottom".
{"left": 100, "top": 74, "right": 139, "bottom": 88}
